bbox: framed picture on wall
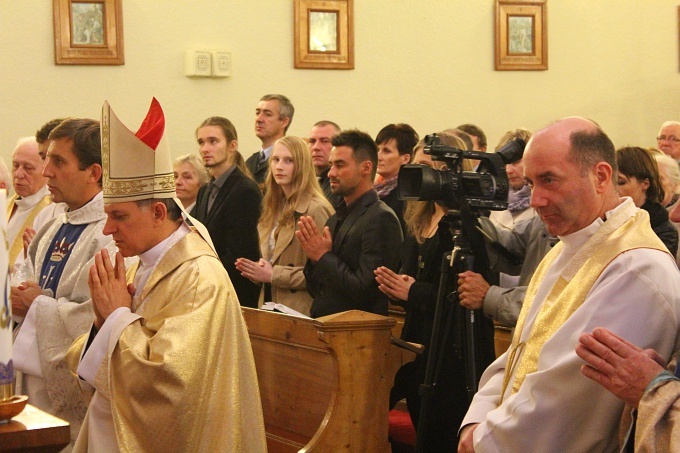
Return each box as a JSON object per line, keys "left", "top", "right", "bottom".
{"left": 53, "top": 0, "right": 124, "bottom": 65}
{"left": 294, "top": 0, "right": 354, "bottom": 69}
{"left": 495, "top": 0, "right": 547, "bottom": 71}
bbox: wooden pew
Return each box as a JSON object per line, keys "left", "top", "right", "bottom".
{"left": 494, "top": 323, "right": 513, "bottom": 357}
{"left": 242, "top": 308, "right": 417, "bottom": 453}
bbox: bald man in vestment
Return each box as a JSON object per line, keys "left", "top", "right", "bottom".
{"left": 459, "top": 117, "right": 680, "bottom": 452}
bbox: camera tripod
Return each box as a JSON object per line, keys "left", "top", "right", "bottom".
{"left": 414, "top": 209, "right": 490, "bottom": 453}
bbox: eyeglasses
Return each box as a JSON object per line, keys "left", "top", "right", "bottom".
{"left": 656, "top": 135, "right": 680, "bottom": 143}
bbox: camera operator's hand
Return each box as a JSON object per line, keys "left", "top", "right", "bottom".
{"left": 374, "top": 266, "right": 414, "bottom": 302}
{"left": 457, "top": 271, "right": 490, "bottom": 310}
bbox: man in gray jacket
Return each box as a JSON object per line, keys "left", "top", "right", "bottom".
{"left": 458, "top": 215, "right": 557, "bottom": 326}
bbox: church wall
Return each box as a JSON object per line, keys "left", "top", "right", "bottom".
{"left": 1, "top": 1, "right": 678, "bottom": 165}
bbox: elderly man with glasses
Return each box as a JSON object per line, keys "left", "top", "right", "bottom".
{"left": 657, "top": 121, "right": 680, "bottom": 161}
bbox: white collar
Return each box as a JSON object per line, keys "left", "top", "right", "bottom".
{"left": 559, "top": 197, "right": 637, "bottom": 254}
{"left": 62, "top": 191, "right": 107, "bottom": 225}
{"left": 138, "top": 222, "right": 190, "bottom": 270}
{"left": 559, "top": 197, "right": 632, "bottom": 254}
{"left": 14, "top": 185, "right": 50, "bottom": 210}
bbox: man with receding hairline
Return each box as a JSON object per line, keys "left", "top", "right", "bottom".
{"left": 7, "top": 136, "right": 51, "bottom": 269}
{"left": 247, "top": 94, "right": 294, "bottom": 185}
{"left": 458, "top": 117, "right": 680, "bottom": 452}
{"left": 656, "top": 120, "right": 680, "bottom": 161}
{"left": 308, "top": 120, "right": 342, "bottom": 205}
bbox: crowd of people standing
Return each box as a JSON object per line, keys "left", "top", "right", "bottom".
{"left": 5, "top": 93, "right": 680, "bottom": 451}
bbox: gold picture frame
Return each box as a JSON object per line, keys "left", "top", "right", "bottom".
{"left": 495, "top": 0, "right": 547, "bottom": 71}
{"left": 294, "top": 0, "right": 354, "bottom": 70}
{"left": 53, "top": 0, "right": 124, "bottom": 65}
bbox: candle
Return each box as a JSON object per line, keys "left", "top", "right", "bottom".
{"left": 0, "top": 189, "right": 13, "bottom": 402}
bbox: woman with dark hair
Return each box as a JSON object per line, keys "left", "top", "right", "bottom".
{"left": 616, "top": 146, "right": 678, "bottom": 255}
{"left": 374, "top": 123, "right": 419, "bottom": 233}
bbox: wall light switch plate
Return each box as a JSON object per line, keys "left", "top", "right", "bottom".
{"left": 211, "top": 51, "right": 231, "bottom": 77}
{"left": 184, "top": 50, "right": 212, "bottom": 77}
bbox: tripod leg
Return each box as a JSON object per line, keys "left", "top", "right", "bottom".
{"left": 414, "top": 250, "right": 457, "bottom": 453}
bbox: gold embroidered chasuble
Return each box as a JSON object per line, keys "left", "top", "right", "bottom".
{"left": 73, "top": 230, "right": 266, "bottom": 452}
{"left": 505, "top": 202, "right": 670, "bottom": 396}
{"left": 634, "top": 379, "right": 680, "bottom": 451}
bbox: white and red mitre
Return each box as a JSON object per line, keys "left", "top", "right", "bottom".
{"left": 101, "top": 98, "right": 176, "bottom": 202}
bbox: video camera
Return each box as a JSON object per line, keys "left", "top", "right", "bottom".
{"left": 398, "top": 134, "right": 526, "bottom": 211}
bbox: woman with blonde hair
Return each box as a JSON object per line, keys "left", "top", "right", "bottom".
{"left": 375, "top": 132, "right": 495, "bottom": 451}
{"left": 236, "top": 136, "right": 333, "bottom": 316}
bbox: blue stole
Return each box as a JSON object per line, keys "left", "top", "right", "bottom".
{"left": 39, "top": 223, "right": 88, "bottom": 295}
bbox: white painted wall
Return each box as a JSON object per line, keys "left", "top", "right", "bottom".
{"left": 1, "top": 1, "right": 679, "bottom": 163}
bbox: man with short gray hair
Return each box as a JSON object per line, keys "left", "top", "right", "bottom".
{"left": 246, "top": 93, "right": 294, "bottom": 184}
{"left": 656, "top": 121, "right": 680, "bottom": 161}
{"left": 308, "top": 120, "right": 341, "bottom": 205}
{"left": 7, "top": 137, "right": 51, "bottom": 269}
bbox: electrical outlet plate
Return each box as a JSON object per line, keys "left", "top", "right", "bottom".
{"left": 212, "top": 51, "right": 231, "bottom": 77}
{"left": 184, "top": 50, "right": 211, "bottom": 77}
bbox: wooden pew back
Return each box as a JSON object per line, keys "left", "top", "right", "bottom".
{"left": 243, "top": 308, "right": 416, "bottom": 452}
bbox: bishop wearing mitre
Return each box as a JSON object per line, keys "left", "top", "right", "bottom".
{"left": 70, "top": 98, "right": 266, "bottom": 452}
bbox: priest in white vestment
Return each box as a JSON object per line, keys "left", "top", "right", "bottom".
{"left": 458, "top": 117, "right": 680, "bottom": 452}
{"left": 11, "top": 119, "right": 113, "bottom": 446}
{"left": 72, "top": 98, "right": 266, "bottom": 452}
{"left": 6, "top": 136, "right": 52, "bottom": 270}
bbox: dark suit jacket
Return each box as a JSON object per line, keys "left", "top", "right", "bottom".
{"left": 192, "top": 166, "right": 262, "bottom": 307}
{"left": 245, "top": 152, "right": 269, "bottom": 184}
{"left": 304, "top": 189, "right": 403, "bottom": 318}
